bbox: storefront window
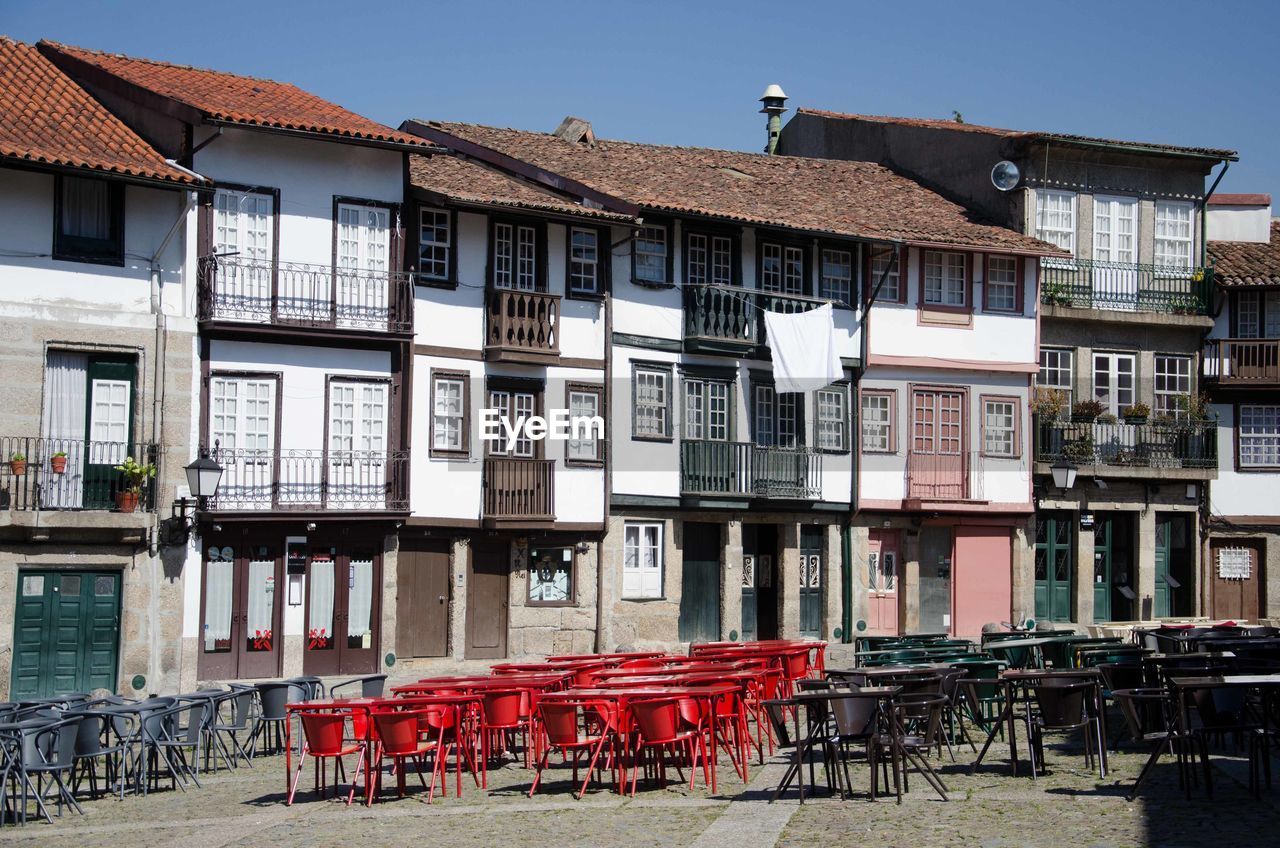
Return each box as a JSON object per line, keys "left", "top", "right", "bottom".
{"left": 528, "top": 546, "right": 574, "bottom": 604}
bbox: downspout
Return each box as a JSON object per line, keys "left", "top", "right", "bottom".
{"left": 598, "top": 288, "right": 613, "bottom": 653}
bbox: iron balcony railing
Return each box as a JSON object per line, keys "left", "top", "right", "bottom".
{"left": 483, "top": 457, "right": 555, "bottom": 520}
{"left": 683, "top": 284, "right": 832, "bottom": 351}
{"left": 679, "top": 440, "right": 822, "bottom": 499}
{"left": 1039, "top": 259, "right": 1210, "bottom": 315}
{"left": 205, "top": 447, "right": 409, "bottom": 512}
{"left": 197, "top": 255, "right": 415, "bottom": 333}
{"left": 486, "top": 289, "right": 560, "bottom": 356}
{"left": 1203, "top": 338, "right": 1280, "bottom": 385}
{"left": 0, "top": 436, "right": 159, "bottom": 512}
{"left": 1033, "top": 415, "right": 1217, "bottom": 470}
{"left": 905, "top": 450, "right": 984, "bottom": 502}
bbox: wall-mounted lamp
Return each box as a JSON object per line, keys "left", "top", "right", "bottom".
{"left": 1050, "top": 460, "right": 1077, "bottom": 493}
{"left": 159, "top": 448, "right": 224, "bottom": 546}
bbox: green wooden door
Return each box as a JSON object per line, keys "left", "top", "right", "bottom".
{"left": 799, "top": 525, "right": 823, "bottom": 638}
{"left": 84, "top": 358, "right": 136, "bottom": 509}
{"left": 679, "top": 522, "right": 721, "bottom": 643}
{"left": 11, "top": 570, "right": 121, "bottom": 699}
{"left": 1093, "top": 518, "right": 1113, "bottom": 622}
{"left": 1034, "top": 512, "right": 1073, "bottom": 623}
{"left": 1154, "top": 517, "right": 1172, "bottom": 618}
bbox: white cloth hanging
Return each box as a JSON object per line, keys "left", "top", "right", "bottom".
{"left": 41, "top": 351, "right": 88, "bottom": 509}
{"left": 763, "top": 303, "right": 844, "bottom": 394}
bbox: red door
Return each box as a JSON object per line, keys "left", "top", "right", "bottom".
{"left": 910, "top": 389, "right": 966, "bottom": 500}
{"left": 866, "top": 530, "right": 900, "bottom": 635}
{"left": 952, "top": 527, "right": 1013, "bottom": 639}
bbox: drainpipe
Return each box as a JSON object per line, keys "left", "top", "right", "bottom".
{"left": 841, "top": 524, "right": 852, "bottom": 643}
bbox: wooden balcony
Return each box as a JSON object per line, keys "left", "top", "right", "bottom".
{"left": 197, "top": 256, "right": 414, "bottom": 336}
{"left": 1204, "top": 339, "right": 1280, "bottom": 386}
{"left": 1040, "top": 259, "right": 1210, "bottom": 316}
{"left": 205, "top": 447, "right": 409, "bottom": 513}
{"left": 1033, "top": 415, "right": 1217, "bottom": 476}
{"left": 679, "top": 440, "right": 822, "bottom": 501}
{"left": 483, "top": 458, "right": 555, "bottom": 525}
{"left": 682, "top": 284, "right": 831, "bottom": 355}
{"left": 486, "top": 289, "right": 560, "bottom": 363}
{"left": 904, "top": 450, "right": 984, "bottom": 507}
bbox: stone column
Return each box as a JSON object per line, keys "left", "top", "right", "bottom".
{"left": 1137, "top": 508, "right": 1156, "bottom": 621}
{"left": 824, "top": 522, "right": 843, "bottom": 643}
{"left": 1009, "top": 515, "right": 1037, "bottom": 627}
{"left": 779, "top": 522, "right": 801, "bottom": 638}
{"left": 848, "top": 523, "right": 871, "bottom": 636}
{"left": 722, "top": 519, "right": 743, "bottom": 641}
{"left": 1075, "top": 520, "right": 1096, "bottom": 627}
{"left": 450, "top": 537, "right": 469, "bottom": 661}
{"left": 379, "top": 532, "right": 398, "bottom": 670}
{"left": 598, "top": 516, "right": 621, "bottom": 653}
{"left": 901, "top": 530, "right": 921, "bottom": 634}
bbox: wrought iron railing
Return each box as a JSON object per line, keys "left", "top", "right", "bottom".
{"left": 1203, "top": 338, "right": 1280, "bottom": 385}
{"left": 905, "top": 450, "right": 984, "bottom": 501}
{"left": 197, "top": 255, "right": 415, "bottom": 333}
{"left": 1039, "top": 259, "right": 1210, "bottom": 315}
{"left": 483, "top": 457, "right": 555, "bottom": 519}
{"left": 205, "top": 447, "right": 409, "bottom": 511}
{"left": 486, "top": 289, "right": 560, "bottom": 355}
{"left": 0, "top": 436, "right": 159, "bottom": 512}
{"left": 1033, "top": 415, "right": 1217, "bottom": 469}
{"left": 683, "top": 284, "right": 831, "bottom": 349}
{"left": 679, "top": 440, "right": 822, "bottom": 499}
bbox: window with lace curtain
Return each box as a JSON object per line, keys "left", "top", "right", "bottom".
{"left": 54, "top": 175, "right": 123, "bottom": 263}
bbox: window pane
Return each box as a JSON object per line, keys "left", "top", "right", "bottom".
{"left": 870, "top": 245, "right": 900, "bottom": 301}
{"left": 986, "top": 256, "right": 1018, "bottom": 311}
{"left": 820, "top": 248, "right": 852, "bottom": 303}
{"left": 635, "top": 226, "right": 668, "bottom": 283}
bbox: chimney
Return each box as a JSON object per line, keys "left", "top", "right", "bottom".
{"left": 759, "top": 84, "right": 788, "bottom": 154}
{"left": 553, "top": 116, "right": 595, "bottom": 147}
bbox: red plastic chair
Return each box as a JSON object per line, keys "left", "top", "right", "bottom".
{"left": 421, "top": 702, "right": 479, "bottom": 797}
{"left": 482, "top": 689, "right": 530, "bottom": 767}
{"left": 288, "top": 711, "right": 366, "bottom": 806}
{"left": 710, "top": 687, "right": 751, "bottom": 783}
{"left": 618, "top": 658, "right": 664, "bottom": 670}
{"left": 371, "top": 709, "right": 441, "bottom": 802}
{"left": 629, "top": 698, "right": 708, "bottom": 796}
{"left": 529, "top": 699, "right": 619, "bottom": 799}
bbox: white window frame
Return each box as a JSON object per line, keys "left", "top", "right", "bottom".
{"left": 816, "top": 386, "right": 848, "bottom": 452}
{"left": 1154, "top": 355, "right": 1192, "bottom": 418}
{"left": 623, "top": 521, "right": 664, "bottom": 599}
{"left": 210, "top": 376, "right": 275, "bottom": 455}
{"left": 1235, "top": 291, "right": 1280, "bottom": 339}
{"left": 869, "top": 244, "right": 901, "bottom": 301}
{"left": 487, "top": 389, "right": 536, "bottom": 458}
{"left": 1240, "top": 405, "right": 1280, "bottom": 469}
{"left": 1037, "top": 348, "right": 1075, "bottom": 409}
{"left": 923, "top": 250, "right": 967, "bottom": 307}
{"left": 761, "top": 242, "right": 805, "bottom": 295}
{"left": 493, "top": 222, "right": 538, "bottom": 290}
{"left": 861, "top": 392, "right": 894, "bottom": 453}
{"left": 820, "top": 247, "right": 853, "bottom": 304}
{"left": 431, "top": 374, "right": 466, "bottom": 454}
{"left": 337, "top": 203, "right": 390, "bottom": 272}
{"left": 566, "top": 387, "right": 602, "bottom": 462}
{"left": 1154, "top": 200, "right": 1195, "bottom": 272}
{"left": 687, "top": 232, "right": 733, "bottom": 286}
{"left": 633, "top": 366, "right": 671, "bottom": 439}
{"left": 754, "top": 384, "right": 802, "bottom": 448}
{"left": 982, "top": 398, "right": 1017, "bottom": 458}
{"left": 329, "top": 380, "right": 387, "bottom": 461}
{"left": 213, "top": 188, "right": 274, "bottom": 264}
{"left": 985, "top": 255, "right": 1019, "bottom": 312}
{"left": 1035, "top": 189, "right": 1077, "bottom": 258}
{"left": 569, "top": 227, "right": 600, "bottom": 295}
{"left": 418, "top": 207, "right": 451, "bottom": 281}
{"left": 1093, "top": 352, "right": 1136, "bottom": 416}
{"left": 634, "top": 225, "right": 668, "bottom": 284}
{"left": 1093, "top": 195, "right": 1139, "bottom": 265}
{"left": 684, "top": 379, "right": 730, "bottom": 442}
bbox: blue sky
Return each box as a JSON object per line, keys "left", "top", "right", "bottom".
{"left": 6, "top": 0, "right": 1277, "bottom": 201}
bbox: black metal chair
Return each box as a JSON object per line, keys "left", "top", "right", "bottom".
{"left": 826, "top": 690, "right": 893, "bottom": 801}
{"left": 211, "top": 686, "right": 258, "bottom": 768}
{"left": 66, "top": 710, "right": 125, "bottom": 800}
{"left": 252, "top": 681, "right": 307, "bottom": 756}
{"left": 329, "top": 674, "right": 387, "bottom": 699}
{"left": 1112, "top": 687, "right": 1205, "bottom": 801}
{"left": 25, "top": 716, "right": 84, "bottom": 819}
{"left": 1025, "top": 679, "right": 1104, "bottom": 779}
{"left": 874, "top": 693, "right": 949, "bottom": 800}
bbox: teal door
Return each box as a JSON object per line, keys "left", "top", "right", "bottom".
{"left": 1153, "top": 514, "right": 1192, "bottom": 618}
{"left": 12, "top": 570, "right": 121, "bottom": 699}
{"left": 679, "top": 523, "right": 721, "bottom": 643}
{"left": 1034, "top": 513, "right": 1073, "bottom": 623}
{"left": 1154, "top": 518, "right": 1171, "bottom": 618}
{"left": 1093, "top": 513, "right": 1136, "bottom": 622}
{"left": 799, "top": 525, "right": 823, "bottom": 638}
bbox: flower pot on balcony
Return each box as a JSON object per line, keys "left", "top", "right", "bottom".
{"left": 50, "top": 455, "right": 68, "bottom": 474}
{"left": 1071, "top": 414, "right": 1096, "bottom": 424}
{"left": 115, "top": 491, "right": 139, "bottom": 513}
{"left": 1124, "top": 416, "right": 1147, "bottom": 426}
{"left": 9, "top": 459, "right": 26, "bottom": 476}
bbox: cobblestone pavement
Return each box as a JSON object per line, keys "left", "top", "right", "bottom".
{"left": 6, "top": 725, "right": 1280, "bottom": 847}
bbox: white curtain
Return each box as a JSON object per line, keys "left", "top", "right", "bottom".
{"left": 62, "top": 178, "right": 110, "bottom": 239}
{"left": 203, "top": 559, "right": 234, "bottom": 651}
{"left": 41, "top": 352, "right": 88, "bottom": 509}
{"left": 308, "top": 561, "right": 335, "bottom": 647}
{"left": 246, "top": 558, "right": 274, "bottom": 648}
{"left": 347, "top": 559, "right": 374, "bottom": 647}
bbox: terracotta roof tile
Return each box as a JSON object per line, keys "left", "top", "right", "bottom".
{"left": 1208, "top": 193, "right": 1271, "bottom": 206}
{"left": 1209, "top": 221, "right": 1280, "bottom": 287}
{"left": 40, "top": 40, "right": 429, "bottom": 149}
{"left": 796, "top": 108, "right": 1237, "bottom": 161}
{"left": 0, "top": 37, "right": 195, "bottom": 184}
{"left": 414, "top": 121, "right": 1062, "bottom": 255}
{"left": 409, "top": 154, "right": 635, "bottom": 223}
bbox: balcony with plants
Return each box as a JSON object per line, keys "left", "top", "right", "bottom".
{"left": 1032, "top": 390, "right": 1217, "bottom": 476}
{"left": 1039, "top": 260, "right": 1211, "bottom": 316}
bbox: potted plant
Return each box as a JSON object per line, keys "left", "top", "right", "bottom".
{"left": 1032, "top": 387, "right": 1068, "bottom": 420}
{"left": 113, "top": 455, "right": 155, "bottom": 513}
{"left": 1097, "top": 412, "right": 1118, "bottom": 425}
{"left": 9, "top": 452, "right": 27, "bottom": 476}
{"left": 1062, "top": 436, "right": 1095, "bottom": 464}
{"left": 50, "top": 450, "right": 68, "bottom": 474}
{"left": 1071, "top": 398, "right": 1104, "bottom": 423}
{"left": 1121, "top": 402, "right": 1150, "bottom": 425}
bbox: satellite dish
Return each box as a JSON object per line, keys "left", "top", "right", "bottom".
{"left": 991, "top": 160, "right": 1021, "bottom": 191}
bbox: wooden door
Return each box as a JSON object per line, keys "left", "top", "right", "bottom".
{"left": 303, "top": 546, "right": 381, "bottom": 676}
{"left": 10, "top": 570, "right": 120, "bottom": 700}
{"left": 1034, "top": 512, "right": 1073, "bottom": 623}
{"left": 198, "top": 541, "right": 283, "bottom": 681}
{"left": 911, "top": 389, "right": 965, "bottom": 499}
{"left": 466, "top": 539, "right": 509, "bottom": 659}
{"left": 1210, "top": 541, "right": 1264, "bottom": 621}
{"left": 397, "top": 539, "right": 450, "bottom": 658}
{"left": 799, "top": 525, "right": 823, "bottom": 639}
{"left": 680, "top": 522, "right": 721, "bottom": 643}
{"left": 866, "top": 530, "right": 900, "bottom": 636}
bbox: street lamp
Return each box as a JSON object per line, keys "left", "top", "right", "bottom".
{"left": 1050, "top": 460, "right": 1077, "bottom": 492}
{"left": 160, "top": 448, "right": 224, "bottom": 546}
